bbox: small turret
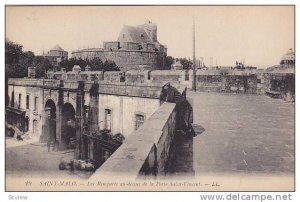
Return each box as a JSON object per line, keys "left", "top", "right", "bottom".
{"left": 85, "top": 65, "right": 91, "bottom": 71}
{"left": 171, "top": 59, "right": 183, "bottom": 70}
{"left": 72, "top": 65, "right": 81, "bottom": 73}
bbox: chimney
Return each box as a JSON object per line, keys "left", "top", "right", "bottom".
{"left": 144, "top": 21, "right": 157, "bottom": 42}
{"left": 85, "top": 65, "right": 91, "bottom": 71}
{"left": 28, "top": 66, "right": 36, "bottom": 78}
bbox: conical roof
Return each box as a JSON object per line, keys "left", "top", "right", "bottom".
{"left": 171, "top": 60, "right": 183, "bottom": 68}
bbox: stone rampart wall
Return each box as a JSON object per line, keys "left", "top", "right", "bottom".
{"left": 89, "top": 102, "right": 177, "bottom": 179}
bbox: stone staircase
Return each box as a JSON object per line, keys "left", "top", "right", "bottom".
{"left": 6, "top": 123, "right": 23, "bottom": 138}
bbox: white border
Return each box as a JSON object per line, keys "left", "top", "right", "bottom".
{"left": 0, "top": 1, "right": 298, "bottom": 202}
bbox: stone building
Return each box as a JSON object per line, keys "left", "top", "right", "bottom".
{"left": 263, "top": 48, "right": 295, "bottom": 101}
{"left": 6, "top": 65, "right": 194, "bottom": 174}
{"left": 195, "top": 69, "right": 258, "bottom": 94}
{"left": 171, "top": 59, "right": 184, "bottom": 70}
{"left": 71, "top": 21, "right": 167, "bottom": 71}
{"left": 6, "top": 74, "right": 44, "bottom": 138}
{"left": 43, "top": 45, "right": 68, "bottom": 67}
{"left": 280, "top": 48, "right": 295, "bottom": 68}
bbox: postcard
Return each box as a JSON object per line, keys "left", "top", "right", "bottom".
{"left": 5, "top": 5, "right": 295, "bottom": 192}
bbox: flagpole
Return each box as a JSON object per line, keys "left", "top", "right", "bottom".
{"left": 192, "top": 15, "right": 196, "bottom": 92}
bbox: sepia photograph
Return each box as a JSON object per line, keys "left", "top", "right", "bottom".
{"left": 4, "top": 5, "right": 295, "bottom": 192}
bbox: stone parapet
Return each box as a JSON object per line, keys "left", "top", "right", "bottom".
{"left": 8, "top": 78, "right": 164, "bottom": 99}
{"left": 89, "top": 102, "right": 176, "bottom": 180}
{"left": 95, "top": 82, "right": 163, "bottom": 98}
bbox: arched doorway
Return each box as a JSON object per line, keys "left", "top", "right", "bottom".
{"left": 43, "top": 99, "right": 56, "bottom": 142}
{"left": 62, "top": 103, "right": 76, "bottom": 149}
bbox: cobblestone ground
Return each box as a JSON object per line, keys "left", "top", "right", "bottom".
{"left": 5, "top": 138, "right": 93, "bottom": 179}
{"left": 189, "top": 92, "right": 294, "bottom": 175}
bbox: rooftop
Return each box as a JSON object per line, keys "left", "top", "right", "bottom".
{"left": 281, "top": 48, "right": 295, "bottom": 61}
{"left": 50, "top": 44, "right": 65, "bottom": 52}
{"left": 121, "top": 25, "right": 153, "bottom": 44}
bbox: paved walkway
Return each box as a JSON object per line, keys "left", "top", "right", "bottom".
{"left": 6, "top": 136, "right": 43, "bottom": 148}
{"left": 6, "top": 137, "right": 92, "bottom": 179}
{"left": 6, "top": 92, "right": 294, "bottom": 180}
{"left": 189, "top": 92, "right": 294, "bottom": 175}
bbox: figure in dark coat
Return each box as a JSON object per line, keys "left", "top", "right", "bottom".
{"left": 47, "top": 137, "right": 51, "bottom": 152}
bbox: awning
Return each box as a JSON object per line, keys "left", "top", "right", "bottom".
{"left": 5, "top": 106, "right": 26, "bottom": 116}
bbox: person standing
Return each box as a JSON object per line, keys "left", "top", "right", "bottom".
{"left": 47, "top": 137, "right": 51, "bottom": 152}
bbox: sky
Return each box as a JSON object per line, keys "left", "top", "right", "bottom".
{"left": 6, "top": 6, "right": 294, "bottom": 68}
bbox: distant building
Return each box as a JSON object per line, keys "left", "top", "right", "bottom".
{"left": 233, "top": 61, "right": 257, "bottom": 70}
{"left": 280, "top": 48, "right": 295, "bottom": 68}
{"left": 6, "top": 65, "right": 194, "bottom": 175}
{"left": 43, "top": 45, "right": 68, "bottom": 67}
{"left": 264, "top": 48, "right": 295, "bottom": 101}
{"left": 72, "top": 21, "right": 167, "bottom": 71}
{"left": 210, "top": 66, "right": 233, "bottom": 70}
{"left": 171, "top": 59, "right": 183, "bottom": 70}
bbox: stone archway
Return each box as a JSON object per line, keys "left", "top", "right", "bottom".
{"left": 42, "top": 99, "right": 57, "bottom": 142}
{"left": 61, "top": 103, "right": 76, "bottom": 149}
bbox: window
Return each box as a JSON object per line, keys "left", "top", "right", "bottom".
{"left": 26, "top": 94, "right": 30, "bottom": 110}
{"left": 33, "top": 120, "right": 38, "bottom": 135}
{"left": 18, "top": 94, "right": 22, "bottom": 109}
{"left": 104, "top": 109, "right": 112, "bottom": 131}
{"left": 123, "top": 34, "right": 125, "bottom": 38}
{"left": 34, "top": 96, "right": 38, "bottom": 111}
{"left": 135, "top": 114, "right": 145, "bottom": 130}
{"left": 120, "top": 72, "right": 125, "bottom": 82}
{"left": 185, "top": 71, "right": 189, "bottom": 81}
{"left": 11, "top": 91, "right": 14, "bottom": 107}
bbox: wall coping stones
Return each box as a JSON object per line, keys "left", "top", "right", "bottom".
{"left": 89, "top": 102, "right": 176, "bottom": 179}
